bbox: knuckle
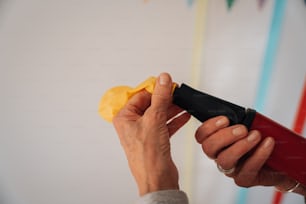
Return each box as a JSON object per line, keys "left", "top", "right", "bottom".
{"left": 112, "top": 117, "right": 121, "bottom": 129}
{"left": 234, "top": 177, "right": 251, "bottom": 188}
{"left": 217, "top": 155, "right": 230, "bottom": 169}
{"left": 195, "top": 123, "right": 212, "bottom": 143}
{"left": 234, "top": 178, "right": 247, "bottom": 187}
{"left": 201, "top": 122, "right": 212, "bottom": 134}
{"left": 152, "top": 93, "right": 171, "bottom": 103}
{"left": 251, "top": 130, "right": 261, "bottom": 136}
{"left": 112, "top": 115, "right": 120, "bottom": 125}
{"left": 195, "top": 129, "right": 204, "bottom": 143}
{"left": 232, "top": 124, "right": 247, "bottom": 132}
{"left": 147, "top": 109, "right": 167, "bottom": 122}
{"left": 202, "top": 142, "right": 216, "bottom": 158}
{"left": 227, "top": 143, "right": 248, "bottom": 158}
{"left": 239, "top": 125, "right": 248, "bottom": 135}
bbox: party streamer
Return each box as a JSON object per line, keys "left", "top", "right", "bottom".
{"left": 182, "top": 0, "right": 208, "bottom": 202}
{"left": 293, "top": 79, "right": 306, "bottom": 135}
{"left": 144, "top": 0, "right": 195, "bottom": 6}
{"left": 272, "top": 79, "right": 306, "bottom": 204}
{"left": 254, "top": 0, "right": 287, "bottom": 113}
{"left": 187, "top": 0, "right": 195, "bottom": 7}
{"left": 227, "top": 0, "right": 236, "bottom": 10}
{"left": 190, "top": 0, "right": 207, "bottom": 88}
{"left": 235, "top": 0, "right": 287, "bottom": 204}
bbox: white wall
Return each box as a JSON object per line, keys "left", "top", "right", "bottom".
{"left": 0, "top": 1, "right": 194, "bottom": 204}
{"left": 0, "top": 1, "right": 305, "bottom": 204}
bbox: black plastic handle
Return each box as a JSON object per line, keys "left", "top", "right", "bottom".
{"left": 173, "top": 84, "right": 256, "bottom": 129}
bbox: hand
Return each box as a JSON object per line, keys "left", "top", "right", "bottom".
{"left": 113, "top": 73, "right": 191, "bottom": 196}
{"left": 195, "top": 116, "right": 306, "bottom": 195}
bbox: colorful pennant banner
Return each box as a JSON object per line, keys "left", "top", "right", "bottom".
{"left": 187, "top": 0, "right": 195, "bottom": 7}
{"left": 227, "top": 0, "right": 236, "bottom": 10}
{"left": 145, "top": 0, "right": 271, "bottom": 9}
{"left": 258, "top": 0, "right": 267, "bottom": 10}
{"left": 225, "top": 0, "right": 269, "bottom": 10}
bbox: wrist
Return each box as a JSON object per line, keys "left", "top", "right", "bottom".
{"left": 138, "top": 183, "right": 179, "bottom": 196}
{"left": 137, "top": 176, "right": 179, "bottom": 196}
{"left": 136, "top": 161, "right": 179, "bottom": 196}
{"left": 275, "top": 179, "right": 306, "bottom": 196}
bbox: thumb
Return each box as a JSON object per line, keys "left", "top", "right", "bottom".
{"left": 150, "top": 73, "right": 173, "bottom": 113}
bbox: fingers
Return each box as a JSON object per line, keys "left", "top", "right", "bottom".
{"left": 167, "top": 105, "right": 185, "bottom": 121}
{"left": 229, "top": 137, "right": 275, "bottom": 187}
{"left": 195, "top": 116, "right": 230, "bottom": 143}
{"left": 216, "top": 130, "right": 262, "bottom": 171}
{"left": 150, "top": 73, "right": 173, "bottom": 113}
{"left": 144, "top": 73, "right": 173, "bottom": 124}
{"left": 237, "top": 137, "right": 275, "bottom": 177}
{"left": 115, "top": 90, "right": 152, "bottom": 122}
{"left": 201, "top": 124, "right": 248, "bottom": 159}
{"left": 125, "top": 90, "right": 152, "bottom": 114}
{"left": 215, "top": 136, "right": 276, "bottom": 188}
{"left": 196, "top": 114, "right": 278, "bottom": 188}
{"left": 167, "top": 112, "right": 191, "bottom": 137}
{"left": 116, "top": 73, "right": 173, "bottom": 122}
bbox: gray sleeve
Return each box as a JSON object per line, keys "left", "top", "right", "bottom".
{"left": 136, "top": 190, "right": 188, "bottom": 204}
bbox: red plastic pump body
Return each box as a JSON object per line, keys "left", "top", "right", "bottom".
{"left": 173, "top": 84, "right": 306, "bottom": 185}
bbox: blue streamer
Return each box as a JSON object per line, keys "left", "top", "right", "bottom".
{"left": 187, "top": 0, "right": 194, "bottom": 7}
{"left": 235, "top": 0, "right": 287, "bottom": 204}
{"left": 254, "top": 0, "right": 287, "bottom": 112}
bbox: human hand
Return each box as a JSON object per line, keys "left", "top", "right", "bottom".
{"left": 113, "top": 73, "right": 191, "bottom": 196}
{"left": 195, "top": 116, "right": 306, "bottom": 195}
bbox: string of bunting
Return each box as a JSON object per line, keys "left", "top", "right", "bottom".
{"left": 226, "top": 0, "right": 268, "bottom": 10}
{"left": 236, "top": 0, "right": 287, "bottom": 203}
{"left": 272, "top": 78, "right": 306, "bottom": 204}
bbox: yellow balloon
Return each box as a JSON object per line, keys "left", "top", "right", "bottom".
{"left": 98, "top": 77, "right": 156, "bottom": 122}
{"left": 98, "top": 77, "right": 176, "bottom": 122}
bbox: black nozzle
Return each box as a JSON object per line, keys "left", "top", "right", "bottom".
{"left": 173, "top": 84, "right": 256, "bottom": 129}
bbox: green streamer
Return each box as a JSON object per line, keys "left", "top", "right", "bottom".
{"left": 226, "top": 0, "right": 235, "bottom": 10}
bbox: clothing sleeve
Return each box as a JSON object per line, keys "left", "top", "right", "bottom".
{"left": 136, "top": 190, "right": 188, "bottom": 204}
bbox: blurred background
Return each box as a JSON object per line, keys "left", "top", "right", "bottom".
{"left": 0, "top": 0, "right": 305, "bottom": 204}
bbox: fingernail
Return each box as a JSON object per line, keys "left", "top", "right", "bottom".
{"left": 264, "top": 138, "right": 273, "bottom": 148}
{"left": 216, "top": 117, "right": 227, "bottom": 127}
{"left": 247, "top": 131, "right": 259, "bottom": 142}
{"left": 232, "top": 127, "right": 244, "bottom": 136}
{"left": 159, "top": 73, "right": 170, "bottom": 85}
